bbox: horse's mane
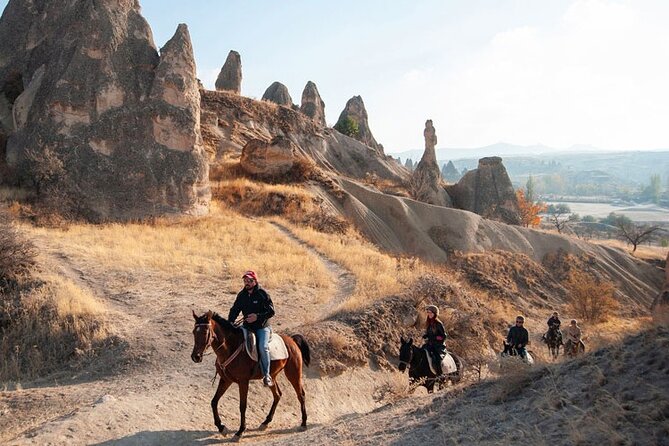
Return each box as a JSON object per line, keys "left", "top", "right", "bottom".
{"left": 211, "top": 312, "right": 242, "bottom": 334}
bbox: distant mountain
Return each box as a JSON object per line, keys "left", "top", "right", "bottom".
{"left": 389, "top": 142, "right": 668, "bottom": 163}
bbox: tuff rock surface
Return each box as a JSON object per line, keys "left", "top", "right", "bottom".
{"left": 300, "top": 81, "right": 326, "bottom": 127}
{"left": 335, "top": 96, "right": 382, "bottom": 153}
{"left": 411, "top": 120, "right": 451, "bottom": 207}
{"left": 262, "top": 81, "right": 293, "bottom": 107}
{"left": 0, "top": 0, "right": 210, "bottom": 220}
{"left": 447, "top": 157, "right": 521, "bottom": 225}
{"left": 240, "top": 136, "right": 299, "bottom": 178}
{"left": 215, "top": 50, "right": 242, "bottom": 94}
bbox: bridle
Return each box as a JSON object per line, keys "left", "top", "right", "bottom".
{"left": 194, "top": 320, "right": 244, "bottom": 381}
{"left": 398, "top": 344, "right": 414, "bottom": 369}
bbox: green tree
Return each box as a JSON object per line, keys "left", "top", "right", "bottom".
{"left": 334, "top": 116, "right": 359, "bottom": 138}
{"left": 526, "top": 175, "right": 536, "bottom": 202}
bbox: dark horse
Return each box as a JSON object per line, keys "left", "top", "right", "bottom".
{"left": 543, "top": 324, "right": 562, "bottom": 360}
{"left": 398, "top": 336, "right": 463, "bottom": 393}
{"left": 191, "top": 311, "right": 310, "bottom": 438}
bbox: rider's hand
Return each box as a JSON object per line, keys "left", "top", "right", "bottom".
{"left": 245, "top": 313, "right": 258, "bottom": 323}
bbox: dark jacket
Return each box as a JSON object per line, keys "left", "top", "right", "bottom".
{"left": 547, "top": 316, "right": 561, "bottom": 329}
{"left": 228, "top": 285, "right": 275, "bottom": 331}
{"left": 423, "top": 319, "right": 446, "bottom": 345}
{"left": 507, "top": 325, "right": 529, "bottom": 347}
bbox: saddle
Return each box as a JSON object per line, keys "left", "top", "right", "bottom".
{"left": 425, "top": 350, "right": 457, "bottom": 376}
{"left": 240, "top": 327, "right": 289, "bottom": 362}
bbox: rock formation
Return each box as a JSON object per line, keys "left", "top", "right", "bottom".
{"left": 334, "top": 96, "right": 382, "bottom": 153}
{"left": 652, "top": 251, "right": 669, "bottom": 320}
{"left": 0, "top": 0, "right": 209, "bottom": 220}
{"left": 441, "top": 160, "right": 461, "bottom": 183}
{"left": 240, "top": 136, "right": 300, "bottom": 178}
{"left": 447, "top": 157, "right": 521, "bottom": 225}
{"left": 262, "top": 81, "right": 293, "bottom": 107}
{"left": 300, "top": 81, "right": 326, "bottom": 127}
{"left": 411, "top": 120, "right": 451, "bottom": 207}
{"left": 215, "top": 50, "right": 242, "bottom": 94}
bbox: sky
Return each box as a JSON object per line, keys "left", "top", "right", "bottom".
{"left": 2, "top": 0, "right": 669, "bottom": 153}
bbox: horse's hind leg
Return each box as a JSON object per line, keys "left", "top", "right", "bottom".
{"left": 212, "top": 377, "right": 232, "bottom": 434}
{"left": 260, "top": 379, "right": 282, "bottom": 428}
{"left": 284, "top": 360, "right": 307, "bottom": 428}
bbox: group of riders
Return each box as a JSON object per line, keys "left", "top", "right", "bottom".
{"left": 224, "top": 270, "right": 584, "bottom": 385}
{"left": 424, "top": 309, "right": 584, "bottom": 374}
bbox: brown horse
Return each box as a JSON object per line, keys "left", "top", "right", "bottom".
{"left": 191, "top": 310, "right": 310, "bottom": 438}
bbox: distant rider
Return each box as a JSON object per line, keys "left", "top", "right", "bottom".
{"left": 543, "top": 311, "right": 562, "bottom": 341}
{"left": 506, "top": 315, "right": 529, "bottom": 360}
{"left": 423, "top": 305, "right": 446, "bottom": 376}
{"left": 228, "top": 270, "right": 276, "bottom": 386}
{"left": 565, "top": 319, "right": 582, "bottom": 356}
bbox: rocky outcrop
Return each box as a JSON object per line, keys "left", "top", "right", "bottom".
{"left": 262, "top": 81, "right": 293, "bottom": 107}
{"left": 300, "top": 81, "right": 326, "bottom": 127}
{"left": 442, "top": 160, "right": 461, "bottom": 183}
{"left": 215, "top": 50, "right": 242, "bottom": 94}
{"left": 334, "top": 96, "right": 382, "bottom": 153}
{"left": 200, "top": 90, "right": 407, "bottom": 183}
{"left": 0, "top": 1, "right": 209, "bottom": 220}
{"left": 240, "top": 136, "right": 300, "bottom": 178}
{"left": 411, "top": 120, "right": 451, "bottom": 207}
{"left": 447, "top": 157, "right": 521, "bottom": 225}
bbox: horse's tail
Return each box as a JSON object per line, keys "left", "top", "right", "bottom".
{"left": 291, "top": 334, "right": 311, "bottom": 367}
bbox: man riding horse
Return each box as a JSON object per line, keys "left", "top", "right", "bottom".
{"left": 506, "top": 315, "right": 529, "bottom": 360}
{"left": 565, "top": 319, "right": 583, "bottom": 356}
{"left": 228, "top": 270, "right": 275, "bottom": 387}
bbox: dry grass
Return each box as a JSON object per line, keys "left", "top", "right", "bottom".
{"left": 214, "top": 178, "right": 348, "bottom": 234}
{"left": 591, "top": 238, "right": 667, "bottom": 261}
{"left": 0, "top": 273, "right": 107, "bottom": 383}
{"left": 23, "top": 202, "right": 332, "bottom": 295}
{"left": 273, "top": 218, "right": 434, "bottom": 310}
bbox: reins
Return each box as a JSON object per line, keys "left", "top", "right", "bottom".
{"left": 195, "top": 321, "right": 244, "bottom": 385}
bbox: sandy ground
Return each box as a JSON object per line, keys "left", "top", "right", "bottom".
{"left": 0, "top": 222, "right": 391, "bottom": 445}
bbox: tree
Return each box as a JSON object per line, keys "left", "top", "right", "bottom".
{"left": 642, "top": 174, "right": 662, "bottom": 203}
{"left": 546, "top": 203, "right": 579, "bottom": 234}
{"left": 334, "top": 116, "right": 359, "bottom": 137}
{"left": 516, "top": 189, "right": 545, "bottom": 227}
{"left": 615, "top": 219, "right": 662, "bottom": 253}
{"left": 525, "top": 175, "right": 536, "bottom": 202}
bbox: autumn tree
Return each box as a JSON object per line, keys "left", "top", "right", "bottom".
{"left": 516, "top": 189, "right": 545, "bottom": 227}
{"left": 614, "top": 218, "right": 662, "bottom": 253}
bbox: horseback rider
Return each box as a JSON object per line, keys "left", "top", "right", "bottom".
{"left": 422, "top": 305, "right": 446, "bottom": 376}
{"left": 506, "top": 315, "right": 529, "bottom": 360}
{"left": 565, "top": 319, "right": 582, "bottom": 356}
{"left": 543, "top": 311, "right": 562, "bottom": 341}
{"left": 547, "top": 311, "right": 561, "bottom": 329}
{"left": 228, "top": 270, "right": 276, "bottom": 386}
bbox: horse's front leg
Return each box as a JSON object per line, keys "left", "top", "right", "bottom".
{"left": 235, "top": 380, "right": 249, "bottom": 438}
{"left": 212, "top": 377, "right": 232, "bottom": 434}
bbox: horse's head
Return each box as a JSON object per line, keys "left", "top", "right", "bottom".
{"left": 398, "top": 336, "right": 414, "bottom": 372}
{"left": 191, "top": 310, "right": 216, "bottom": 363}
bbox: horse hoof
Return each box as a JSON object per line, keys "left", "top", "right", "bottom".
{"left": 258, "top": 423, "right": 269, "bottom": 431}
{"left": 233, "top": 432, "right": 244, "bottom": 441}
{"left": 299, "top": 424, "right": 307, "bottom": 431}
{"left": 217, "top": 425, "right": 228, "bottom": 435}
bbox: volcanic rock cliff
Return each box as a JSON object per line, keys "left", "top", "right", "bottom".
{"left": 0, "top": 0, "right": 210, "bottom": 220}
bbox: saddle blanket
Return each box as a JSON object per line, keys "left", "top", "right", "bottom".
{"left": 241, "top": 327, "right": 289, "bottom": 362}
{"left": 426, "top": 350, "right": 457, "bottom": 375}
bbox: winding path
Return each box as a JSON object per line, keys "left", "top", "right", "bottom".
{"left": 1, "top": 221, "right": 358, "bottom": 445}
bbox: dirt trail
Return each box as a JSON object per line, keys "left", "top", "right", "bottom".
{"left": 0, "top": 223, "right": 382, "bottom": 446}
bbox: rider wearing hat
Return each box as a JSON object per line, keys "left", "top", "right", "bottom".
{"left": 228, "top": 270, "right": 275, "bottom": 386}
{"left": 423, "top": 305, "right": 447, "bottom": 376}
